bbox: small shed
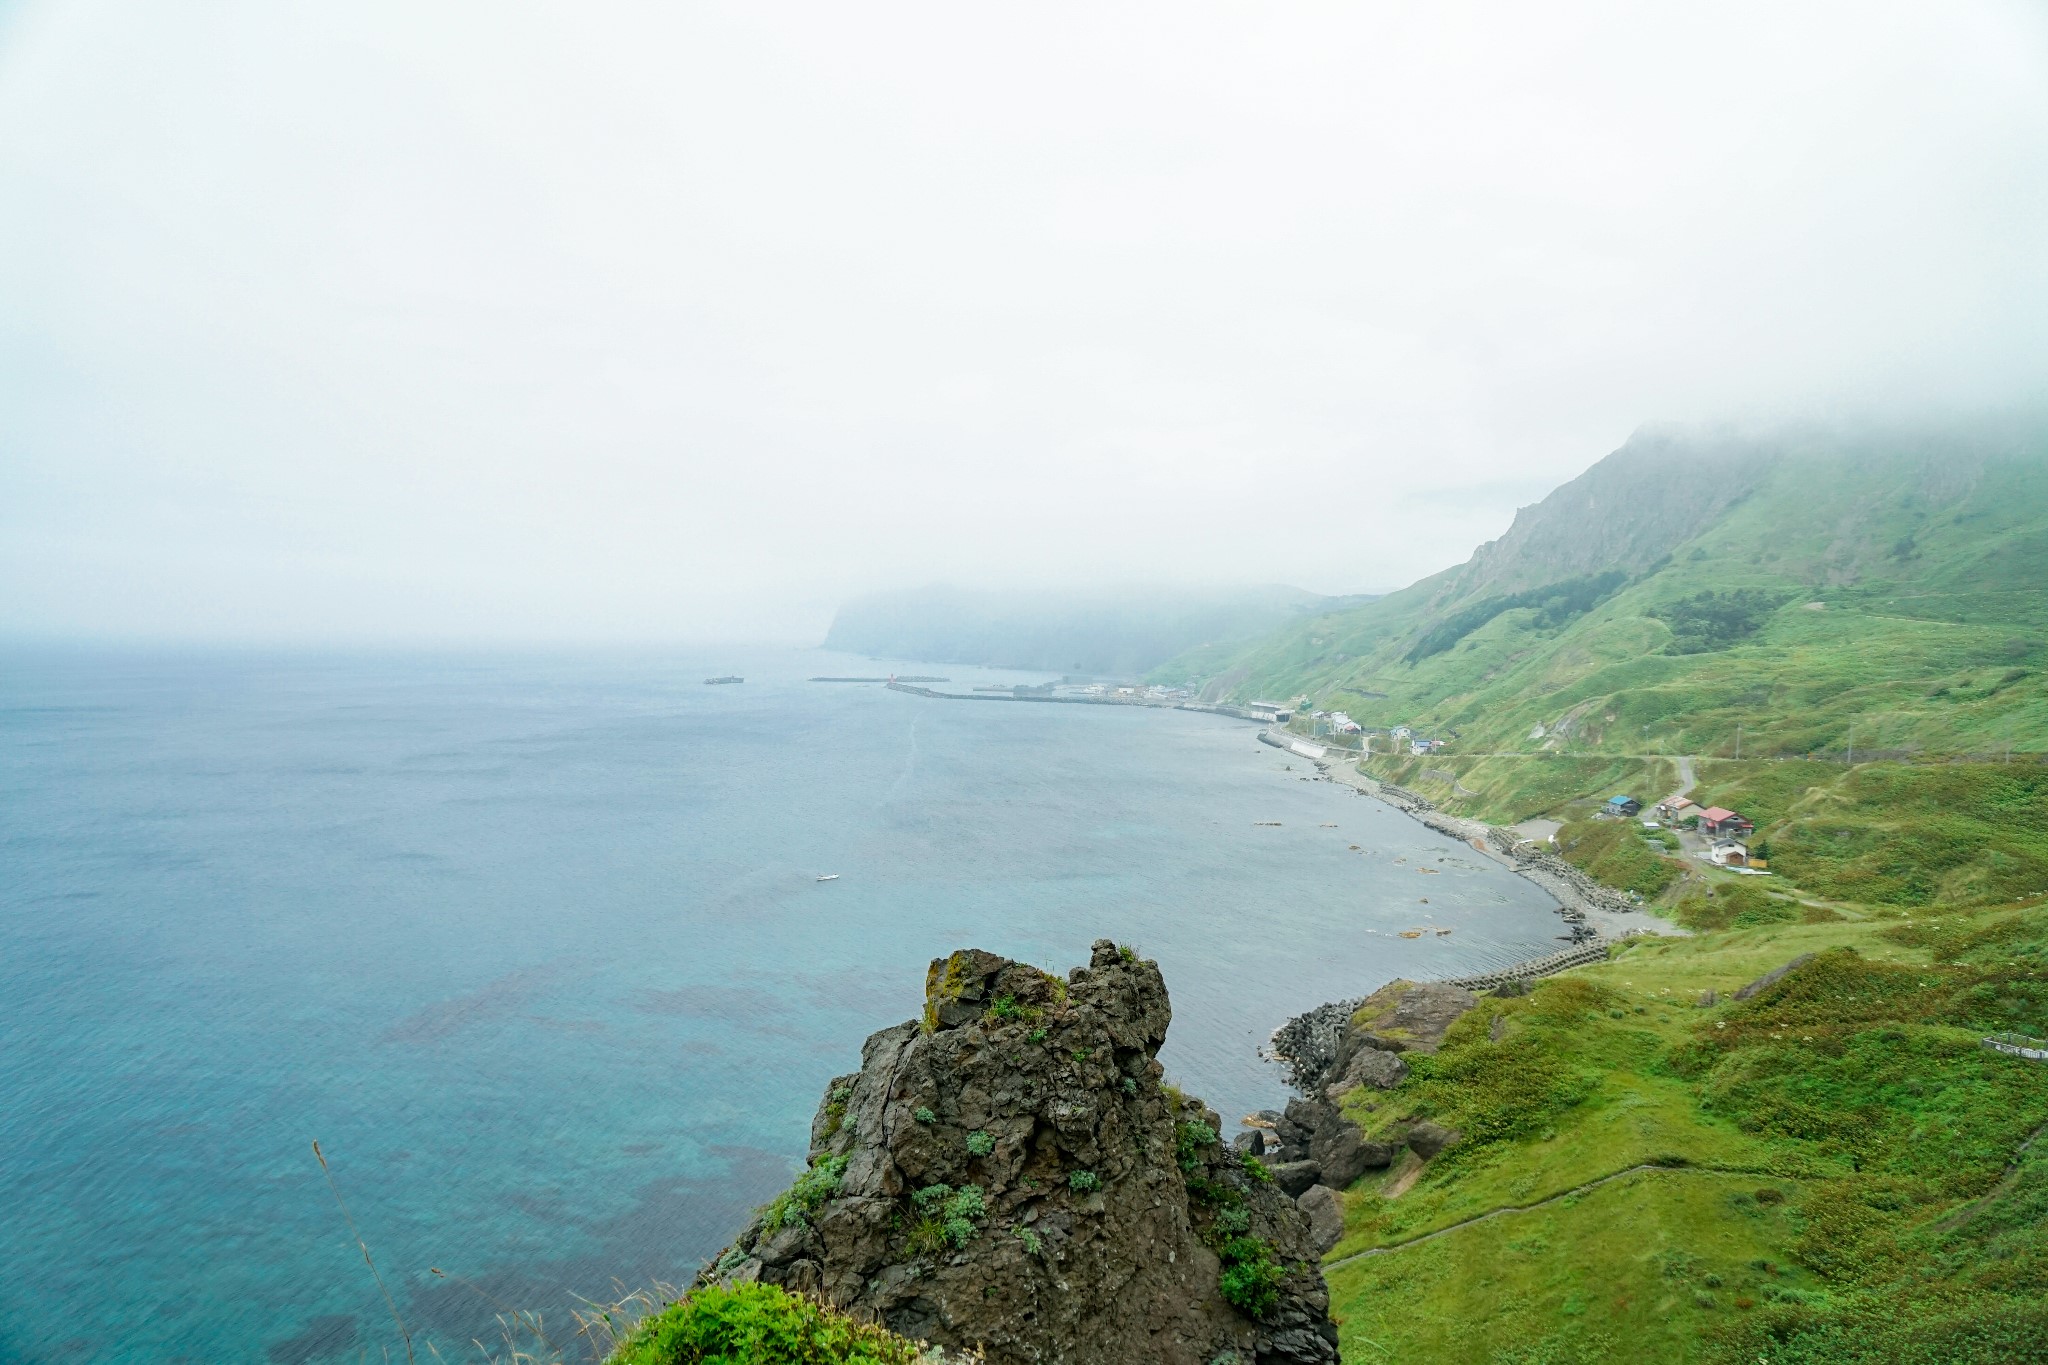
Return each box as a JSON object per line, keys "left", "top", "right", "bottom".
{"left": 1700, "top": 807, "right": 1754, "bottom": 837}
{"left": 1657, "top": 796, "right": 1696, "bottom": 821}
{"left": 1604, "top": 795, "right": 1643, "bottom": 817}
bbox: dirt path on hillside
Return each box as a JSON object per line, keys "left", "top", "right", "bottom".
{"left": 1322, "top": 1163, "right": 1782, "bottom": 1270}
{"left": 1674, "top": 755, "right": 1698, "bottom": 799}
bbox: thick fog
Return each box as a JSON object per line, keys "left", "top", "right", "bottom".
{"left": 2, "top": 3, "right": 2045, "bottom": 643}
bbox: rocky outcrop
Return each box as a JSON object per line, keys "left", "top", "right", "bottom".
{"left": 1294, "top": 1186, "right": 1344, "bottom": 1255}
{"left": 701, "top": 941, "right": 1339, "bottom": 1365}
{"left": 1263, "top": 979, "right": 1483, "bottom": 1192}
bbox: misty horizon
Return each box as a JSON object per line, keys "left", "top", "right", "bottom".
{"left": 4, "top": 4, "right": 2046, "bottom": 645}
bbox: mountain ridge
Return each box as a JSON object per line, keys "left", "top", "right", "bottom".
{"left": 1156, "top": 414, "right": 2048, "bottom": 769}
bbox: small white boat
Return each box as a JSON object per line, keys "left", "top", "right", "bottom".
{"left": 816, "top": 874, "right": 840, "bottom": 882}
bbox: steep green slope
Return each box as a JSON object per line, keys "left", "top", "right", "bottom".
{"left": 1157, "top": 418, "right": 2048, "bottom": 768}
{"left": 1318, "top": 902, "right": 2048, "bottom": 1365}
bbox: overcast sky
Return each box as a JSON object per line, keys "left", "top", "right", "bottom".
{"left": 3, "top": 3, "right": 2045, "bottom": 643}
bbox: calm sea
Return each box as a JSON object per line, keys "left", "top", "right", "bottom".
{"left": 0, "top": 646, "right": 1565, "bottom": 1363}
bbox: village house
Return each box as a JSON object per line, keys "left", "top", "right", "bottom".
{"left": 1604, "top": 795, "right": 1643, "bottom": 818}
{"left": 1656, "top": 795, "right": 1697, "bottom": 822}
{"left": 1699, "top": 806, "right": 1755, "bottom": 838}
{"left": 1708, "top": 838, "right": 1750, "bottom": 867}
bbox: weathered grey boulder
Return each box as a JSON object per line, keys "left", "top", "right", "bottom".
{"left": 1267, "top": 1159, "right": 1323, "bottom": 1197}
{"left": 1326, "top": 1046, "right": 1408, "bottom": 1098}
{"left": 1310, "top": 1118, "right": 1401, "bottom": 1188}
{"left": 1404, "top": 1120, "right": 1462, "bottom": 1160}
{"left": 701, "top": 940, "right": 1339, "bottom": 1365}
{"left": 1296, "top": 1185, "right": 1345, "bottom": 1255}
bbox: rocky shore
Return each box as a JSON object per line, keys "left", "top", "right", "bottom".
{"left": 1264, "top": 737, "right": 1669, "bottom": 943}
{"left": 1235, "top": 978, "right": 1487, "bottom": 1253}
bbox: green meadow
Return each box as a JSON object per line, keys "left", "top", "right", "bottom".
{"left": 1320, "top": 905, "right": 2048, "bottom": 1364}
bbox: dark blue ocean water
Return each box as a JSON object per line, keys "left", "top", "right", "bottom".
{"left": 0, "top": 646, "right": 1565, "bottom": 1363}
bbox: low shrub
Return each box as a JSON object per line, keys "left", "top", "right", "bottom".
{"left": 1176, "top": 1120, "right": 1220, "bottom": 1171}
{"left": 758, "top": 1155, "right": 849, "bottom": 1233}
{"left": 1216, "top": 1236, "right": 1284, "bottom": 1318}
{"left": 907, "top": 1183, "right": 986, "bottom": 1254}
{"left": 610, "top": 1282, "right": 941, "bottom": 1365}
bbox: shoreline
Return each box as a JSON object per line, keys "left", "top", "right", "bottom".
{"left": 1258, "top": 730, "right": 1683, "bottom": 945}
{"left": 879, "top": 684, "right": 1673, "bottom": 1097}
{"left": 1249, "top": 732, "right": 1684, "bottom": 1089}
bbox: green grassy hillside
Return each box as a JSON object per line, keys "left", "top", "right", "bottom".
{"left": 1164, "top": 418, "right": 2048, "bottom": 1363}
{"left": 1156, "top": 418, "right": 2048, "bottom": 767}
{"left": 1319, "top": 901, "right": 2048, "bottom": 1364}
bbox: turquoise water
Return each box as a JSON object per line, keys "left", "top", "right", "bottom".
{"left": 0, "top": 647, "right": 1565, "bottom": 1363}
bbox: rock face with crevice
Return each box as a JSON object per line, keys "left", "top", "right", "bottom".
{"left": 701, "top": 941, "right": 1339, "bottom": 1365}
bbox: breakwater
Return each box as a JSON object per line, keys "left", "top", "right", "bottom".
{"left": 884, "top": 679, "right": 1271, "bottom": 722}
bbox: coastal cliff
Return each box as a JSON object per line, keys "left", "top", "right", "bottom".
{"left": 699, "top": 941, "right": 1339, "bottom": 1365}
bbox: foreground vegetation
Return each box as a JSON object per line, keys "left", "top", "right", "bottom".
{"left": 1320, "top": 900, "right": 2048, "bottom": 1364}
{"left": 607, "top": 1283, "right": 957, "bottom": 1365}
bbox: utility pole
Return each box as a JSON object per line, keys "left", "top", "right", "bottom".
{"left": 1846, "top": 725, "right": 1853, "bottom": 767}
{"left": 1735, "top": 724, "right": 1742, "bottom": 762}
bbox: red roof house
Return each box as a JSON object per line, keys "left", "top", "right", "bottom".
{"left": 1699, "top": 807, "right": 1754, "bottom": 837}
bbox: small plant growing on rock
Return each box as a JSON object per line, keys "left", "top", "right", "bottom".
{"left": 909, "top": 1183, "right": 987, "bottom": 1254}
{"left": 966, "top": 1130, "right": 995, "bottom": 1157}
{"left": 820, "top": 1084, "right": 854, "bottom": 1139}
{"left": 987, "top": 994, "right": 1039, "bottom": 1023}
{"left": 1027, "top": 1027, "right": 1048, "bottom": 1044}
{"left": 1239, "top": 1151, "right": 1271, "bottom": 1183}
{"left": 949, "top": 1184, "right": 986, "bottom": 1221}
{"left": 1016, "top": 1225, "right": 1044, "bottom": 1258}
{"left": 914, "top": 1107, "right": 936, "bottom": 1124}
{"left": 1186, "top": 1174, "right": 1241, "bottom": 1211}
{"left": 1068, "top": 1170, "right": 1100, "bottom": 1193}
{"left": 1216, "top": 1236, "right": 1284, "bottom": 1319}
{"left": 759, "top": 1154, "right": 849, "bottom": 1232}
{"left": 1175, "top": 1120, "right": 1220, "bottom": 1171}
{"left": 1121, "top": 1076, "right": 1138, "bottom": 1095}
